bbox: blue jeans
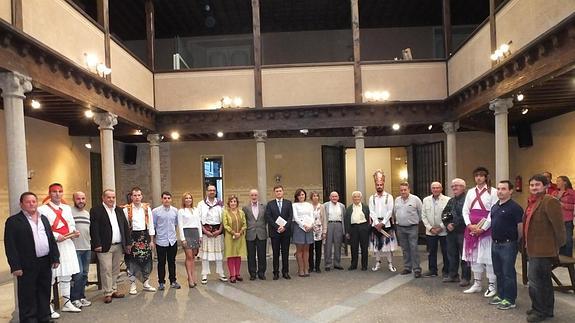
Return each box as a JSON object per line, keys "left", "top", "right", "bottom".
{"left": 491, "top": 241, "right": 518, "bottom": 303}
{"left": 559, "top": 221, "right": 574, "bottom": 257}
{"left": 528, "top": 257, "right": 555, "bottom": 317}
{"left": 71, "top": 250, "right": 91, "bottom": 301}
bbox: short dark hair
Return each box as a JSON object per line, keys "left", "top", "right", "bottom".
{"left": 472, "top": 167, "right": 489, "bottom": 176}
{"left": 529, "top": 174, "right": 549, "bottom": 186}
{"left": 131, "top": 186, "right": 143, "bottom": 194}
{"left": 294, "top": 188, "right": 307, "bottom": 202}
{"left": 273, "top": 185, "right": 283, "bottom": 191}
{"left": 498, "top": 180, "right": 514, "bottom": 190}
{"left": 161, "top": 191, "right": 172, "bottom": 198}
{"left": 399, "top": 182, "right": 410, "bottom": 188}
{"left": 20, "top": 192, "right": 37, "bottom": 203}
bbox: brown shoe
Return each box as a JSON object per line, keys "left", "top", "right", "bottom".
{"left": 111, "top": 292, "right": 125, "bottom": 298}
{"left": 104, "top": 296, "right": 112, "bottom": 304}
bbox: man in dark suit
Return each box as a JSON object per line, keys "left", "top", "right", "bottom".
{"left": 4, "top": 192, "right": 60, "bottom": 323}
{"left": 90, "top": 189, "right": 131, "bottom": 304}
{"left": 344, "top": 191, "right": 371, "bottom": 271}
{"left": 243, "top": 189, "right": 268, "bottom": 280}
{"left": 264, "top": 185, "right": 293, "bottom": 280}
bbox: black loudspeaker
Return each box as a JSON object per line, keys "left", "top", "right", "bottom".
{"left": 123, "top": 145, "right": 138, "bottom": 164}
{"left": 517, "top": 123, "right": 533, "bottom": 148}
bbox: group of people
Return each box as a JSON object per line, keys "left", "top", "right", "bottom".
{"left": 4, "top": 167, "right": 573, "bottom": 323}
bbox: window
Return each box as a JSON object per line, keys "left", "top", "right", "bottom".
{"left": 203, "top": 156, "right": 223, "bottom": 201}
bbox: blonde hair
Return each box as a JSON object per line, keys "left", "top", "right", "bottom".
{"left": 181, "top": 192, "right": 193, "bottom": 208}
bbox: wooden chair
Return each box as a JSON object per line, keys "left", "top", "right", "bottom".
{"left": 551, "top": 255, "right": 575, "bottom": 293}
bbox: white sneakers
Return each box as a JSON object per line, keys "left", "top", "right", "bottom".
{"left": 388, "top": 263, "right": 397, "bottom": 272}
{"left": 463, "top": 280, "right": 497, "bottom": 297}
{"left": 50, "top": 304, "right": 60, "bottom": 319}
{"left": 61, "top": 300, "right": 81, "bottom": 313}
{"left": 72, "top": 299, "right": 92, "bottom": 308}
{"left": 372, "top": 261, "right": 397, "bottom": 272}
{"left": 143, "top": 280, "right": 157, "bottom": 292}
{"left": 463, "top": 280, "right": 482, "bottom": 294}
{"left": 484, "top": 283, "right": 497, "bottom": 298}
{"left": 372, "top": 261, "right": 381, "bottom": 272}
{"left": 129, "top": 282, "right": 138, "bottom": 295}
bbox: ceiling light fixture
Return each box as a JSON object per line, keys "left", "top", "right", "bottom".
{"left": 392, "top": 123, "right": 400, "bottom": 131}
{"left": 134, "top": 129, "right": 143, "bottom": 136}
{"left": 216, "top": 131, "right": 224, "bottom": 138}
{"left": 516, "top": 93, "right": 524, "bottom": 102}
{"left": 490, "top": 41, "right": 512, "bottom": 63}
{"left": 220, "top": 96, "right": 243, "bottom": 108}
{"left": 428, "top": 124, "right": 433, "bottom": 130}
{"left": 84, "top": 110, "right": 94, "bottom": 118}
{"left": 170, "top": 131, "right": 180, "bottom": 140}
{"left": 364, "top": 91, "right": 390, "bottom": 103}
{"left": 84, "top": 137, "right": 92, "bottom": 149}
{"left": 31, "top": 99, "right": 41, "bottom": 109}
{"left": 521, "top": 108, "right": 529, "bottom": 115}
{"left": 299, "top": 129, "right": 309, "bottom": 135}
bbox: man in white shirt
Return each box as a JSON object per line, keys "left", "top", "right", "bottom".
{"left": 369, "top": 170, "right": 397, "bottom": 272}
{"left": 198, "top": 185, "right": 227, "bottom": 284}
{"left": 323, "top": 191, "right": 346, "bottom": 271}
{"left": 421, "top": 182, "right": 450, "bottom": 278}
{"left": 123, "top": 187, "right": 156, "bottom": 295}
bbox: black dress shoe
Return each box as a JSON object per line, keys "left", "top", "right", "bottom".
{"left": 316, "top": 268, "right": 321, "bottom": 273}
{"left": 414, "top": 271, "right": 422, "bottom": 278}
{"left": 325, "top": 267, "right": 331, "bottom": 272}
{"left": 273, "top": 273, "right": 279, "bottom": 280}
{"left": 348, "top": 266, "right": 357, "bottom": 271}
{"left": 310, "top": 268, "right": 315, "bottom": 272}
{"left": 250, "top": 275, "right": 257, "bottom": 281}
{"left": 334, "top": 266, "right": 344, "bottom": 270}
{"left": 400, "top": 269, "right": 412, "bottom": 275}
{"left": 258, "top": 274, "right": 266, "bottom": 280}
{"left": 282, "top": 273, "right": 291, "bottom": 280}
{"left": 361, "top": 267, "right": 367, "bottom": 271}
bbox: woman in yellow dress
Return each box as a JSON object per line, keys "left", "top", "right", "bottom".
{"left": 223, "top": 195, "right": 247, "bottom": 283}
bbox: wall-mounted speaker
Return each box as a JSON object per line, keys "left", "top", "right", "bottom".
{"left": 123, "top": 145, "right": 138, "bottom": 164}
{"left": 517, "top": 123, "right": 533, "bottom": 148}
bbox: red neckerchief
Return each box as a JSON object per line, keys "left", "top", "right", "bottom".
{"left": 523, "top": 193, "right": 543, "bottom": 247}
{"left": 471, "top": 187, "right": 488, "bottom": 211}
{"left": 47, "top": 203, "right": 70, "bottom": 236}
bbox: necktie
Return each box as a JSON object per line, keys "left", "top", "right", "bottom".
{"left": 278, "top": 200, "right": 282, "bottom": 211}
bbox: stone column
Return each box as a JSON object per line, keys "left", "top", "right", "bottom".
{"left": 0, "top": 72, "right": 32, "bottom": 215}
{"left": 0, "top": 71, "right": 32, "bottom": 323}
{"left": 443, "top": 121, "right": 459, "bottom": 188}
{"left": 94, "top": 112, "right": 118, "bottom": 191}
{"left": 254, "top": 130, "right": 267, "bottom": 203}
{"left": 147, "top": 134, "right": 162, "bottom": 207}
{"left": 353, "top": 126, "right": 367, "bottom": 200}
{"left": 489, "top": 98, "right": 514, "bottom": 183}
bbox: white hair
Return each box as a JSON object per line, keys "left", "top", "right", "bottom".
{"left": 451, "top": 178, "right": 466, "bottom": 187}
{"left": 351, "top": 191, "right": 362, "bottom": 198}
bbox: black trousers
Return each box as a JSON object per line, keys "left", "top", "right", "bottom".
{"left": 271, "top": 234, "right": 291, "bottom": 274}
{"left": 157, "top": 243, "right": 178, "bottom": 284}
{"left": 247, "top": 237, "right": 267, "bottom": 276}
{"left": 18, "top": 256, "right": 52, "bottom": 323}
{"left": 447, "top": 231, "right": 471, "bottom": 280}
{"left": 528, "top": 257, "right": 555, "bottom": 317}
{"left": 309, "top": 240, "right": 322, "bottom": 270}
{"left": 350, "top": 223, "right": 370, "bottom": 270}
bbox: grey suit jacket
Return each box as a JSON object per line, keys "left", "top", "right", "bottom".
{"left": 323, "top": 202, "right": 347, "bottom": 235}
{"left": 242, "top": 202, "right": 268, "bottom": 241}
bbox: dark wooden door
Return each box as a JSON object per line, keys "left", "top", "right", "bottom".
{"left": 90, "top": 152, "right": 102, "bottom": 208}
{"left": 412, "top": 141, "right": 445, "bottom": 199}
{"left": 321, "top": 145, "right": 346, "bottom": 205}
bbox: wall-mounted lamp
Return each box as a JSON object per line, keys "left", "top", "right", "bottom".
{"left": 84, "top": 138, "right": 92, "bottom": 149}
{"left": 490, "top": 41, "right": 512, "bottom": 63}
{"left": 84, "top": 53, "right": 111, "bottom": 78}
{"left": 30, "top": 99, "right": 41, "bottom": 109}
{"left": 84, "top": 109, "right": 94, "bottom": 118}
{"left": 220, "top": 96, "right": 243, "bottom": 108}
{"left": 364, "top": 91, "right": 390, "bottom": 103}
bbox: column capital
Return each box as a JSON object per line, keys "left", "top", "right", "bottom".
{"left": 352, "top": 126, "right": 367, "bottom": 138}
{"left": 0, "top": 72, "right": 32, "bottom": 99}
{"left": 94, "top": 112, "right": 118, "bottom": 130}
{"left": 254, "top": 130, "right": 267, "bottom": 142}
{"left": 147, "top": 133, "right": 162, "bottom": 146}
{"left": 442, "top": 121, "right": 460, "bottom": 134}
{"left": 489, "top": 98, "right": 514, "bottom": 116}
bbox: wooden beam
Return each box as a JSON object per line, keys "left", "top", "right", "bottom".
{"left": 156, "top": 102, "right": 449, "bottom": 135}
{"left": 489, "top": 0, "right": 497, "bottom": 58}
{"left": 97, "top": 0, "right": 111, "bottom": 81}
{"left": 251, "top": 0, "right": 263, "bottom": 108}
{"left": 11, "top": 0, "right": 22, "bottom": 30}
{"left": 145, "top": 0, "right": 155, "bottom": 69}
{"left": 442, "top": 0, "right": 451, "bottom": 57}
{"left": 351, "top": 0, "right": 362, "bottom": 104}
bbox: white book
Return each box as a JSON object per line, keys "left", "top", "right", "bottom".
{"left": 275, "top": 216, "right": 287, "bottom": 227}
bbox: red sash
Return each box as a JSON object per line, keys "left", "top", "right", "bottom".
{"left": 470, "top": 187, "right": 488, "bottom": 211}
{"left": 48, "top": 204, "right": 70, "bottom": 236}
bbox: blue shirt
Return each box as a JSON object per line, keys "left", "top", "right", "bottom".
{"left": 490, "top": 199, "right": 523, "bottom": 242}
{"left": 152, "top": 205, "right": 179, "bottom": 247}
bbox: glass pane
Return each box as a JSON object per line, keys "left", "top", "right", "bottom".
{"left": 109, "top": 0, "right": 148, "bottom": 64}
{"left": 154, "top": 0, "right": 254, "bottom": 70}
{"left": 69, "top": 0, "right": 99, "bottom": 24}
{"left": 360, "top": 0, "right": 444, "bottom": 61}
{"left": 261, "top": 0, "right": 352, "bottom": 65}
{"left": 451, "top": 0, "right": 489, "bottom": 51}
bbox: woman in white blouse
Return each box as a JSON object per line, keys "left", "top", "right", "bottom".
{"left": 292, "top": 188, "right": 314, "bottom": 277}
{"left": 178, "top": 192, "right": 202, "bottom": 288}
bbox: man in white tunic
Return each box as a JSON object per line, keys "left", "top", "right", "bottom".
{"left": 462, "top": 167, "right": 498, "bottom": 297}
{"left": 369, "top": 170, "right": 397, "bottom": 272}
{"left": 38, "top": 183, "right": 81, "bottom": 316}
{"left": 198, "top": 184, "right": 227, "bottom": 284}
{"left": 123, "top": 187, "right": 157, "bottom": 295}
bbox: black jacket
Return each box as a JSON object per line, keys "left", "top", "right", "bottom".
{"left": 264, "top": 199, "right": 293, "bottom": 238}
{"left": 444, "top": 192, "right": 467, "bottom": 233}
{"left": 90, "top": 204, "right": 131, "bottom": 252}
{"left": 4, "top": 211, "right": 60, "bottom": 273}
{"left": 344, "top": 203, "right": 371, "bottom": 234}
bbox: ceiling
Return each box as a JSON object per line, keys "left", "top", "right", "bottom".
{"left": 70, "top": 0, "right": 493, "bottom": 41}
